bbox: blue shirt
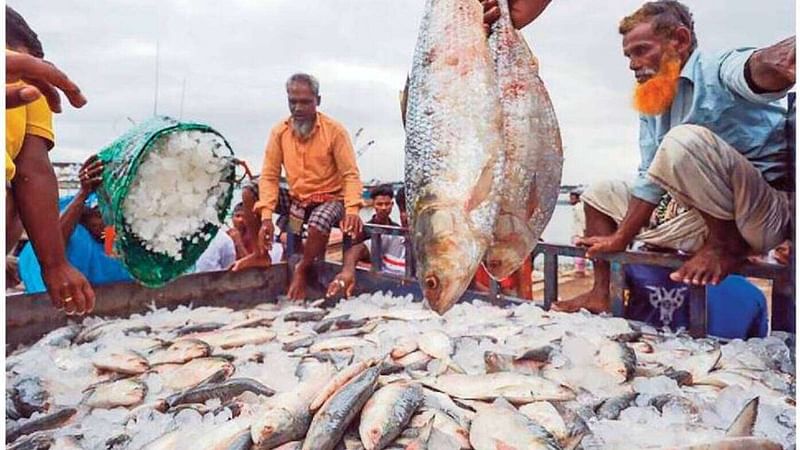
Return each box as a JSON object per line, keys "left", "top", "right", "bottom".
{"left": 625, "top": 264, "right": 768, "bottom": 339}
{"left": 18, "top": 196, "right": 132, "bottom": 294}
{"left": 632, "top": 49, "right": 790, "bottom": 204}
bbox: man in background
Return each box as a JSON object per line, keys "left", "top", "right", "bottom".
{"left": 254, "top": 73, "right": 364, "bottom": 300}
{"left": 326, "top": 187, "right": 408, "bottom": 298}
{"left": 18, "top": 156, "right": 131, "bottom": 293}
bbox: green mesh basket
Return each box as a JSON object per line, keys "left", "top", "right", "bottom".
{"left": 96, "top": 116, "right": 235, "bottom": 287}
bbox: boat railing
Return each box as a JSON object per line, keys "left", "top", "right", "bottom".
{"left": 333, "top": 223, "right": 794, "bottom": 338}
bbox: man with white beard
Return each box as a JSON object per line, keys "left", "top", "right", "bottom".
{"left": 252, "top": 73, "right": 364, "bottom": 300}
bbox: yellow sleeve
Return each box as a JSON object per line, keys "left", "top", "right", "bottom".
{"left": 254, "top": 129, "right": 283, "bottom": 220}
{"left": 25, "top": 96, "right": 55, "bottom": 149}
{"left": 332, "top": 127, "right": 363, "bottom": 215}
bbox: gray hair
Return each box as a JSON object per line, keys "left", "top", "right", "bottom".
{"left": 286, "top": 73, "right": 320, "bottom": 96}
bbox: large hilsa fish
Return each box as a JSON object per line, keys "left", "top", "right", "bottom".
{"left": 404, "top": 0, "right": 506, "bottom": 314}
{"left": 484, "top": 0, "right": 563, "bottom": 280}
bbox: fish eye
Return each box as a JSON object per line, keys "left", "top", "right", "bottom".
{"left": 424, "top": 275, "right": 439, "bottom": 291}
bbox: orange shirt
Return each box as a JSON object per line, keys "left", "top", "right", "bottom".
{"left": 255, "top": 112, "right": 363, "bottom": 219}
{"left": 475, "top": 265, "right": 517, "bottom": 290}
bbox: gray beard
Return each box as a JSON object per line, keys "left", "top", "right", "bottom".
{"left": 292, "top": 118, "right": 315, "bottom": 139}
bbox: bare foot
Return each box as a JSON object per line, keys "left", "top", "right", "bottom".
{"left": 551, "top": 289, "right": 610, "bottom": 314}
{"left": 287, "top": 264, "right": 308, "bottom": 300}
{"left": 670, "top": 241, "right": 748, "bottom": 286}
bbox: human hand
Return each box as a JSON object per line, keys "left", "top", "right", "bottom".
{"left": 258, "top": 220, "right": 275, "bottom": 253}
{"left": 576, "top": 234, "right": 628, "bottom": 259}
{"left": 231, "top": 252, "right": 270, "bottom": 272}
{"left": 227, "top": 227, "right": 243, "bottom": 245}
{"left": 6, "top": 50, "right": 87, "bottom": 112}
{"left": 481, "top": 0, "right": 551, "bottom": 32}
{"left": 340, "top": 214, "right": 363, "bottom": 238}
{"left": 41, "top": 262, "right": 95, "bottom": 315}
{"left": 78, "top": 155, "right": 104, "bottom": 193}
{"left": 325, "top": 270, "right": 356, "bottom": 299}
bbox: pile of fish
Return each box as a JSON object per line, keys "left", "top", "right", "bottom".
{"left": 6, "top": 292, "right": 795, "bottom": 449}
{"left": 404, "top": 0, "right": 563, "bottom": 314}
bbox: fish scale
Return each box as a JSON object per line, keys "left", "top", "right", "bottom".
{"left": 484, "top": 0, "right": 563, "bottom": 280}
{"left": 405, "top": 0, "right": 505, "bottom": 314}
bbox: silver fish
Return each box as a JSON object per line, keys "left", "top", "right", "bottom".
{"left": 676, "top": 437, "right": 782, "bottom": 450}
{"left": 184, "top": 417, "right": 253, "bottom": 450}
{"left": 6, "top": 408, "right": 76, "bottom": 443}
{"left": 284, "top": 310, "right": 328, "bottom": 323}
{"left": 395, "top": 351, "right": 433, "bottom": 371}
{"left": 310, "top": 360, "right": 378, "bottom": 412}
{"left": 404, "top": 0, "right": 505, "bottom": 314}
{"left": 412, "top": 409, "right": 471, "bottom": 449}
{"left": 92, "top": 349, "right": 150, "bottom": 375}
{"left": 595, "top": 341, "right": 637, "bottom": 383}
{"left": 83, "top": 378, "right": 147, "bottom": 409}
{"left": 310, "top": 337, "right": 375, "bottom": 354}
{"left": 595, "top": 392, "right": 638, "bottom": 420}
{"left": 74, "top": 320, "right": 150, "bottom": 345}
{"left": 33, "top": 323, "right": 81, "bottom": 348}
{"left": 156, "top": 356, "right": 235, "bottom": 391}
{"left": 166, "top": 378, "right": 275, "bottom": 408}
{"left": 10, "top": 377, "right": 49, "bottom": 418}
{"left": 148, "top": 338, "right": 211, "bottom": 365}
{"left": 303, "top": 366, "right": 381, "bottom": 450}
{"left": 469, "top": 398, "right": 561, "bottom": 450}
{"left": 390, "top": 335, "right": 419, "bottom": 359}
{"left": 484, "top": 351, "right": 545, "bottom": 375}
{"left": 180, "top": 327, "right": 275, "bottom": 350}
{"left": 421, "top": 388, "right": 474, "bottom": 429}
{"left": 273, "top": 443, "right": 303, "bottom": 450}
{"left": 7, "top": 430, "right": 54, "bottom": 450}
{"left": 251, "top": 375, "right": 330, "bottom": 449}
{"left": 421, "top": 372, "right": 574, "bottom": 404}
{"left": 175, "top": 322, "right": 225, "bottom": 336}
{"left": 359, "top": 382, "right": 424, "bottom": 450}
{"left": 518, "top": 402, "right": 588, "bottom": 450}
{"left": 484, "top": 0, "right": 563, "bottom": 279}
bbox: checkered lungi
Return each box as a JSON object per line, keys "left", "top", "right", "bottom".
{"left": 273, "top": 187, "right": 344, "bottom": 235}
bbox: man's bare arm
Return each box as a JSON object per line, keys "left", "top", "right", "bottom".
{"left": 746, "top": 36, "right": 796, "bottom": 94}
{"left": 13, "top": 136, "right": 95, "bottom": 314}
{"left": 579, "top": 197, "right": 656, "bottom": 258}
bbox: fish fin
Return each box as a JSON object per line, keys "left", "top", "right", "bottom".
{"left": 447, "top": 361, "right": 466, "bottom": 375}
{"left": 400, "top": 74, "right": 410, "bottom": 129}
{"left": 197, "top": 368, "right": 228, "bottom": 388}
{"left": 725, "top": 397, "right": 759, "bottom": 437}
{"left": 493, "top": 440, "right": 517, "bottom": 450}
{"left": 491, "top": 397, "right": 517, "bottom": 411}
{"left": 526, "top": 176, "right": 541, "bottom": 220}
{"left": 465, "top": 159, "right": 497, "bottom": 212}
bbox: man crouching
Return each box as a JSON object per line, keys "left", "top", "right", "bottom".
{"left": 555, "top": 1, "right": 795, "bottom": 313}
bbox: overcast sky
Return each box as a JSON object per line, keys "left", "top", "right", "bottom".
{"left": 10, "top": 0, "right": 796, "bottom": 185}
